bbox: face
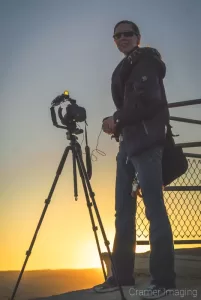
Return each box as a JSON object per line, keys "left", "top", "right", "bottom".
{"left": 113, "top": 23, "right": 140, "bottom": 55}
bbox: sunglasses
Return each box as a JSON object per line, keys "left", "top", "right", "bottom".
{"left": 113, "top": 31, "right": 136, "bottom": 40}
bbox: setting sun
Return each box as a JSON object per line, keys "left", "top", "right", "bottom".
{"left": 72, "top": 241, "right": 102, "bottom": 269}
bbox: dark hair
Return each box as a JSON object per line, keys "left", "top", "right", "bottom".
{"left": 114, "top": 20, "right": 140, "bottom": 36}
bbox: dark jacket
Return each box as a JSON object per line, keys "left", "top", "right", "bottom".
{"left": 111, "top": 46, "right": 170, "bottom": 157}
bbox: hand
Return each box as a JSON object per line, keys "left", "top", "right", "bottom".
{"left": 102, "top": 116, "right": 116, "bottom": 135}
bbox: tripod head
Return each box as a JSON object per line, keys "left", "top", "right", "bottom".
{"left": 50, "top": 90, "right": 86, "bottom": 137}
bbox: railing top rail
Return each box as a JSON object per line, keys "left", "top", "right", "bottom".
{"left": 168, "top": 99, "right": 201, "bottom": 108}
{"left": 170, "top": 116, "right": 201, "bottom": 125}
{"left": 176, "top": 141, "right": 201, "bottom": 148}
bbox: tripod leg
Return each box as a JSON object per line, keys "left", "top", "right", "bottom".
{"left": 74, "top": 146, "right": 107, "bottom": 281}
{"left": 10, "top": 146, "right": 71, "bottom": 300}
{"left": 75, "top": 145, "right": 127, "bottom": 300}
{"left": 72, "top": 147, "right": 78, "bottom": 201}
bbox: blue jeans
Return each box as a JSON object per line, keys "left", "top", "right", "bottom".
{"left": 112, "top": 141, "right": 176, "bottom": 288}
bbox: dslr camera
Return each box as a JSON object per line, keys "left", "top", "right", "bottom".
{"left": 50, "top": 90, "right": 87, "bottom": 134}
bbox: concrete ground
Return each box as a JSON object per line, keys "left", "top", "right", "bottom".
{"left": 31, "top": 248, "right": 201, "bottom": 300}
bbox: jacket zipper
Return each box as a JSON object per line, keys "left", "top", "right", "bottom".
{"left": 142, "top": 120, "right": 148, "bottom": 135}
{"left": 126, "top": 156, "right": 129, "bottom": 164}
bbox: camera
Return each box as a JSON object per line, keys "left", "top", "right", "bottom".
{"left": 50, "top": 90, "right": 87, "bottom": 134}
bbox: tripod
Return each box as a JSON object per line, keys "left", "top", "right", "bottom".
{"left": 10, "top": 129, "right": 127, "bottom": 300}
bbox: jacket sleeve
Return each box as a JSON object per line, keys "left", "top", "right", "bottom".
{"left": 113, "top": 57, "right": 166, "bottom": 127}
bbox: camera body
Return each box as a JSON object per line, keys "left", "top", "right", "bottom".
{"left": 58, "top": 102, "right": 86, "bottom": 126}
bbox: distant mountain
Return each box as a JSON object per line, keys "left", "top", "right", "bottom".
{"left": 0, "top": 268, "right": 103, "bottom": 300}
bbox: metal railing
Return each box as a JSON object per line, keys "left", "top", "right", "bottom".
{"left": 136, "top": 99, "right": 201, "bottom": 246}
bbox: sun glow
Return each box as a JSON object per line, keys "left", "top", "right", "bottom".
{"left": 136, "top": 244, "right": 150, "bottom": 253}
{"left": 71, "top": 241, "right": 102, "bottom": 269}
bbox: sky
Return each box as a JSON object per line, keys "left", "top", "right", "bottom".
{"left": 0, "top": 0, "right": 201, "bottom": 271}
